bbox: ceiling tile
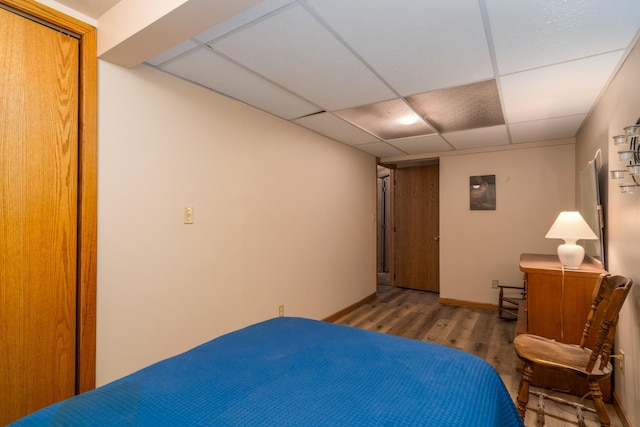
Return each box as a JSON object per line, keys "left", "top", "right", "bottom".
{"left": 193, "top": 0, "right": 296, "bottom": 43}
{"left": 211, "top": 4, "right": 396, "bottom": 110}
{"left": 407, "top": 80, "right": 504, "bottom": 133}
{"left": 292, "top": 113, "right": 379, "bottom": 146}
{"left": 91, "top": 0, "right": 640, "bottom": 161}
{"left": 160, "top": 47, "right": 320, "bottom": 120}
{"left": 442, "top": 125, "right": 510, "bottom": 150}
{"left": 487, "top": 0, "right": 640, "bottom": 74}
{"left": 387, "top": 135, "right": 453, "bottom": 155}
{"left": 306, "top": 0, "right": 494, "bottom": 96}
{"left": 509, "top": 115, "right": 586, "bottom": 144}
{"left": 145, "top": 39, "right": 199, "bottom": 66}
{"left": 500, "top": 51, "right": 624, "bottom": 123}
{"left": 335, "top": 98, "right": 435, "bottom": 140}
{"left": 353, "top": 142, "right": 407, "bottom": 158}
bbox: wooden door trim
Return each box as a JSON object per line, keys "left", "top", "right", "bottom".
{"left": 1, "top": 0, "right": 98, "bottom": 393}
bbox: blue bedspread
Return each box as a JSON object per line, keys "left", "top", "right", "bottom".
{"left": 12, "top": 317, "right": 523, "bottom": 426}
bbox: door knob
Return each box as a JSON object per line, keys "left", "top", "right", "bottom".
{"left": 434, "top": 235, "right": 440, "bottom": 241}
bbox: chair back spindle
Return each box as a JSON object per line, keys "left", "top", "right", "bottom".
{"left": 582, "top": 275, "right": 633, "bottom": 373}
{"left": 579, "top": 273, "right": 607, "bottom": 348}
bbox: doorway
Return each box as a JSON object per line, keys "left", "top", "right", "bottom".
{"left": 377, "top": 166, "right": 391, "bottom": 285}
{"left": 377, "top": 166, "right": 391, "bottom": 274}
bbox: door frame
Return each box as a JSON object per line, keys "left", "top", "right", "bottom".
{"left": 1, "top": 0, "right": 98, "bottom": 393}
{"left": 376, "top": 168, "right": 391, "bottom": 273}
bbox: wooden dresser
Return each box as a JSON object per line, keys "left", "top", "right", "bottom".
{"left": 517, "top": 253, "right": 610, "bottom": 401}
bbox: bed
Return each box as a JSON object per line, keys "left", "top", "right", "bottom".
{"left": 11, "top": 317, "right": 523, "bottom": 426}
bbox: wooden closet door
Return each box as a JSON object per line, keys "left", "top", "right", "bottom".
{"left": 0, "top": 7, "right": 79, "bottom": 423}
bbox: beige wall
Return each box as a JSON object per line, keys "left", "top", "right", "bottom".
{"left": 577, "top": 40, "right": 640, "bottom": 426}
{"left": 439, "top": 143, "right": 576, "bottom": 304}
{"left": 37, "top": 0, "right": 96, "bottom": 24}
{"left": 96, "top": 61, "right": 376, "bottom": 385}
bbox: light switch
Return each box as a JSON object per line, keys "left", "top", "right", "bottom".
{"left": 184, "top": 206, "right": 194, "bottom": 224}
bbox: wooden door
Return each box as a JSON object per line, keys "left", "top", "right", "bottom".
{"left": 0, "top": 3, "right": 96, "bottom": 423}
{"left": 391, "top": 165, "right": 439, "bottom": 292}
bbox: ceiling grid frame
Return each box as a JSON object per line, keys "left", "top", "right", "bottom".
{"left": 63, "top": 0, "right": 640, "bottom": 162}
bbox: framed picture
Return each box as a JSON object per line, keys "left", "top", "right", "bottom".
{"left": 470, "top": 175, "right": 496, "bottom": 210}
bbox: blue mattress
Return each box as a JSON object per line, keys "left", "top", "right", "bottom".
{"left": 12, "top": 317, "right": 523, "bottom": 426}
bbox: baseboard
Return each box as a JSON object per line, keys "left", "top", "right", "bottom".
{"left": 613, "top": 391, "right": 632, "bottom": 427}
{"left": 322, "top": 292, "right": 377, "bottom": 323}
{"left": 438, "top": 297, "right": 498, "bottom": 311}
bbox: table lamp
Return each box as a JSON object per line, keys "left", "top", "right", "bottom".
{"left": 545, "top": 211, "right": 598, "bottom": 269}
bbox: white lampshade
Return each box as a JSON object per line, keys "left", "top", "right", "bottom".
{"left": 545, "top": 211, "right": 598, "bottom": 269}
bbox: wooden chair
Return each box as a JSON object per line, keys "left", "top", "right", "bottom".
{"left": 498, "top": 284, "right": 525, "bottom": 320}
{"left": 514, "top": 273, "right": 633, "bottom": 426}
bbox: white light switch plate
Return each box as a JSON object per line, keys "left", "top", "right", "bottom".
{"left": 184, "top": 206, "right": 194, "bottom": 224}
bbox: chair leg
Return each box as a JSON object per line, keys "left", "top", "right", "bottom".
{"left": 517, "top": 363, "right": 533, "bottom": 420}
{"left": 535, "top": 393, "right": 545, "bottom": 427}
{"left": 589, "top": 381, "right": 610, "bottom": 427}
{"left": 577, "top": 406, "right": 586, "bottom": 427}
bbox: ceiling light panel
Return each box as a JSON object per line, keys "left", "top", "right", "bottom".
{"left": 305, "top": 0, "right": 494, "bottom": 96}
{"left": 212, "top": 4, "right": 396, "bottom": 111}
{"left": 161, "top": 47, "right": 321, "bottom": 120}
{"left": 501, "top": 51, "right": 624, "bottom": 123}
{"left": 292, "top": 113, "right": 380, "bottom": 146}
{"left": 407, "top": 80, "right": 504, "bottom": 133}
{"left": 509, "top": 115, "right": 586, "bottom": 144}
{"left": 486, "top": 0, "right": 640, "bottom": 75}
{"left": 442, "top": 125, "right": 510, "bottom": 150}
{"left": 335, "top": 99, "right": 435, "bottom": 141}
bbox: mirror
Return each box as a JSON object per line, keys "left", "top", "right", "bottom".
{"left": 579, "top": 157, "right": 605, "bottom": 266}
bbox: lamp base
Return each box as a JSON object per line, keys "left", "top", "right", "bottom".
{"left": 557, "top": 242, "right": 585, "bottom": 269}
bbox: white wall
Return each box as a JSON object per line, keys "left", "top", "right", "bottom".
{"left": 439, "top": 144, "right": 576, "bottom": 304}
{"left": 577, "top": 39, "right": 640, "bottom": 426}
{"left": 97, "top": 61, "right": 376, "bottom": 385}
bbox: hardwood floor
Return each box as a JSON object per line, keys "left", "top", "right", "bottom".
{"left": 332, "top": 284, "right": 623, "bottom": 427}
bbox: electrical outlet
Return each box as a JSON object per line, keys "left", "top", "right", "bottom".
{"left": 619, "top": 349, "right": 625, "bottom": 374}
{"left": 492, "top": 279, "right": 499, "bottom": 289}
{"left": 278, "top": 305, "right": 284, "bottom": 317}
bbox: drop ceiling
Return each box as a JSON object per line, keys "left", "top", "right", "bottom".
{"left": 59, "top": 0, "right": 640, "bottom": 161}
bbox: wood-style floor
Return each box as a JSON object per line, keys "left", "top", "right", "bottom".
{"left": 332, "top": 282, "right": 623, "bottom": 427}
